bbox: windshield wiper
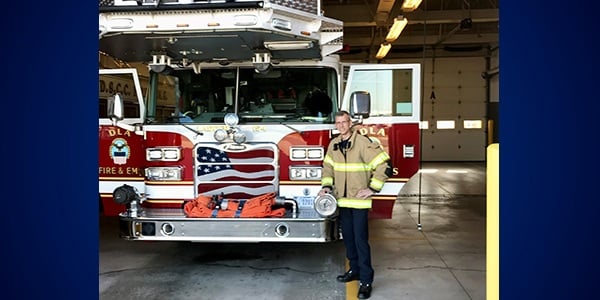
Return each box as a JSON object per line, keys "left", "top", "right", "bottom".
{"left": 179, "top": 121, "right": 204, "bottom": 137}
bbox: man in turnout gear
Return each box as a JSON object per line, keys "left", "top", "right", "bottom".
{"left": 318, "top": 110, "right": 391, "bottom": 299}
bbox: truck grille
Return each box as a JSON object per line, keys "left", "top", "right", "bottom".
{"left": 195, "top": 143, "right": 278, "bottom": 199}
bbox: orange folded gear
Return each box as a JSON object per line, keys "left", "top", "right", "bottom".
{"left": 183, "top": 194, "right": 213, "bottom": 217}
{"left": 239, "top": 192, "right": 286, "bottom": 218}
{"left": 184, "top": 192, "right": 286, "bottom": 218}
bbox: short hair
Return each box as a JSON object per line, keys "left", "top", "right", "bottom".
{"left": 335, "top": 110, "right": 350, "bottom": 118}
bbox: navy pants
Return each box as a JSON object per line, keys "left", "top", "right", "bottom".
{"left": 339, "top": 207, "right": 374, "bottom": 284}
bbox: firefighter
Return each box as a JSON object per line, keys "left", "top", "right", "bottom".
{"left": 318, "top": 110, "right": 391, "bottom": 299}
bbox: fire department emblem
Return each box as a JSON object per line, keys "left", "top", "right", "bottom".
{"left": 110, "top": 138, "right": 130, "bottom": 165}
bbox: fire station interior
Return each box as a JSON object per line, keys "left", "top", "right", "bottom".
{"left": 100, "top": 1, "right": 498, "bottom": 300}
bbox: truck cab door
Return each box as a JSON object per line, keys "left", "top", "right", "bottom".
{"left": 99, "top": 68, "right": 147, "bottom": 216}
{"left": 341, "top": 63, "right": 422, "bottom": 218}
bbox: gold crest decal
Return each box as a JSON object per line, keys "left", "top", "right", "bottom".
{"left": 109, "top": 138, "right": 130, "bottom": 165}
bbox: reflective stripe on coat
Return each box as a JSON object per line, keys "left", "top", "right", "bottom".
{"left": 321, "top": 129, "right": 390, "bottom": 209}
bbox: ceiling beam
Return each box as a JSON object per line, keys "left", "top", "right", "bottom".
{"left": 340, "top": 47, "right": 493, "bottom": 61}
{"left": 325, "top": 8, "right": 498, "bottom": 27}
{"left": 343, "top": 33, "right": 499, "bottom": 47}
{"left": 374, "top": 0, "right": 397, "bottom": 25}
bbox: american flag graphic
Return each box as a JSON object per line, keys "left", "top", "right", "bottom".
{"left": 196, "top": 145, "right": 277, "bottom": 198}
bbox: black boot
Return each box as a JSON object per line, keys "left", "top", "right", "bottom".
{"left": 336, "top": 270, "right": 360, "bottom": 283}
{"left": 358, "top": 282, "right": 372, "bottom": 299}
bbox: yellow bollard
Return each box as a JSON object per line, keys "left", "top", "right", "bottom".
{"left": 487, "top": 143, "right": 499, "bottom": 300}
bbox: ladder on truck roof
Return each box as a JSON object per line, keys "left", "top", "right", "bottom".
{"left": 99, "top": 0, "right": 343, "bottom": 66}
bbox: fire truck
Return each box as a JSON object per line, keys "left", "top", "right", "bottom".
{"left": 99, "top": 0, "right": 421, "bottom": 242}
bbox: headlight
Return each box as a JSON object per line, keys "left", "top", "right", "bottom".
{"left": 163, "top": 149, "right": 180, "bottom": 160}
{"left": 145, "top": 167, "right": 182, "bottom": 181}
{"left": 147, "top": 149, "right": 163, "bottom": 160}
{"left": 224, "top": 113, "right": 239, "bottom": 127}
{"left": 146, "top": 148, "right": 181, "bottom": 161}
{"left": 290, "top": 147, "right": 324, "bottom": 161}
{"left": 214, "top": 129, "right": 228, "bottom": 142}
{"left": 232, "top": 130, "right": 247, "bottom": 144}
{"left": 307, "top": 148, "right": 323, "bottom": 159}
{"left": 290, "top": 148, "right": 306, "bottom": 160}
{"left": 314, "top": 193, "right": 337, "bottom": 217}
{"left": 289, "top": 166, "right": 322, "bottom": 180}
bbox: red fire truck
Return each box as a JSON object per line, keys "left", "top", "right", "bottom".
{"left": 99, "top": 0, "right": 421, "bottom": 242}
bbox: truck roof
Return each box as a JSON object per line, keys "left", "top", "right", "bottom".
{"left": 99, "top": 0, "right": 343, "bottom": 66}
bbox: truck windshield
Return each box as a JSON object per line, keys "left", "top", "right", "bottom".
{"left": 151, "top": 66, "right": 338, "bottom": 124}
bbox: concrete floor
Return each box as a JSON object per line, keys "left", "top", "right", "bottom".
{"left": 99, "top": 162, "right": 486, "bottom": 300}
{"left": 369, "top": 162, "right": 486, "bottom": 300}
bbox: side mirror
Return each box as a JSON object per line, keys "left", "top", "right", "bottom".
{"left": 349, "top": 91, "right": 371, "bottom": 119}
{"left": 107, "top": 93, "right": 124, "bottom": 122}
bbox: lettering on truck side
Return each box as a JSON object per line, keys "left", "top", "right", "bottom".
{"left": 99, "top": 167, "right": 142, "bottom": 175}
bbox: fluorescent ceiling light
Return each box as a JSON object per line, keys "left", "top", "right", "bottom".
{"left": 401, "top": 0, "right": 422, "bottom": 12}
{"left": 264, "top": 41, "right": 313, "bottom": 50}
{"left": 375, "top": 43, "right": 391, "bottom": 59}
{"left": 385, "top": 17, "right": 408, "bottom": 42}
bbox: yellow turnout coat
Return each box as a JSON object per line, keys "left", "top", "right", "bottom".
{"left": 321, "top": 129, "right": 391, "bottom": 209}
